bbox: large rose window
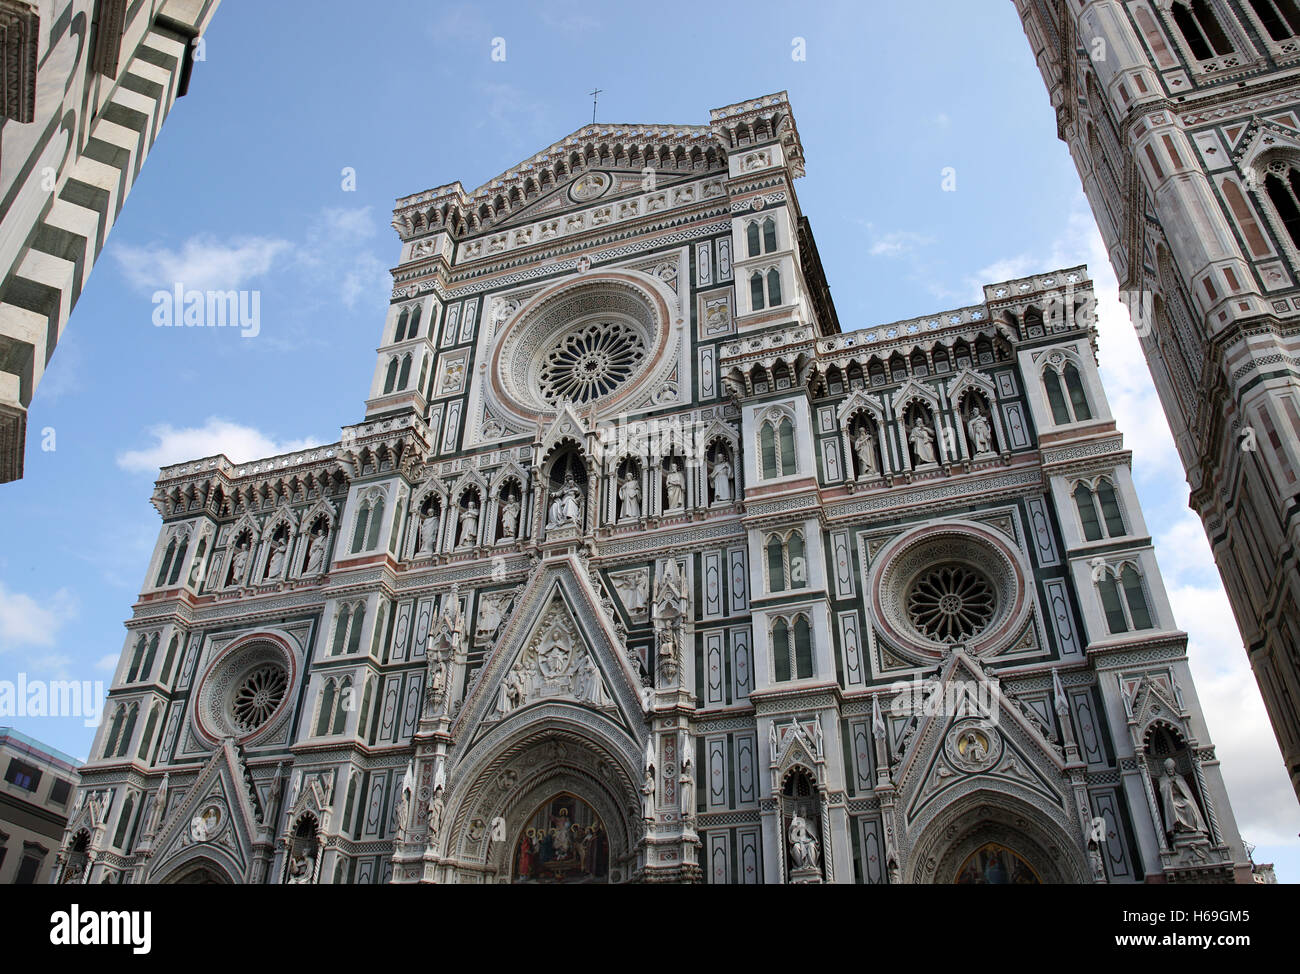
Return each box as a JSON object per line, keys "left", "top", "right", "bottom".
{"left": 194, "top": 637, "right": 295, "bottom": 743}
{"left": 538, "top": 320, "right": 647, "bottom": 405}
{"left": 905, "top": 564, "right": 996, "bottom": 643}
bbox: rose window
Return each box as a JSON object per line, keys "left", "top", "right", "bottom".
{"left": 538, "top": 320, "right": 646, "bottom": 405}
{"left": 231, "top": 663, "right": 288, "bottom": 733}
{"left": 905, "top": 564, "right": 996, "bottom": 643}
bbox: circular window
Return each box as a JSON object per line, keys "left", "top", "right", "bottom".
{"left": 231, "top": 663, "right": 288, "bottom": 733}
{"left": 869, "top": 522, "right": 1029, "bottom": 662}
{"left": 538, "top": 320, "right": 646, "bottom": 405}
{"left": 906, "top": 564, "right": 996, "bottom": 643}
{"left": 491, "top": 277, "right": 671, "bottom": 418}
{"left": 194, "top": 637, "right": 295, "bottom": 744}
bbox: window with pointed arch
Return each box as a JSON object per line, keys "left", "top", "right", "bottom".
{"left": 1259, "top": 159, "right": 1300, "bottom": 251}
{"left": 1073, "top": 478, "right": 1127, "bottom": 541}
{"left": 759, "top": 413, "right": 797, "bottom": 479}
{"left": 155, "top": 531, "right": 190, "bottom": 588}
{"left": 351, "top": 491, "right": 387, "bottom": 553}
{"left": 356, "top": 678, "right": 376, "bottom": 743}
{"left": 126, "top": 633, "right": 159, "bottom": 683}
{"left": 1097, "top": 562, "right": 1155, "bottom": 634}
{"left": 766, "top": 529, "right": 808, "bottom": 593}
{"left": 1167, "top": 0, "right": 1234, "bottom": 59}
{"left": 315, "top": 676, "right": 354, "bottom": 736}
{"left": 103, "top": 703, "right": 139, "bottom": 758}
{"left": 771, "top": 614, "right": 814, "bottom": 682}
{"left": 746, "top": 216, "right": 778, "bottom": 257}
{"left": 749, "top": 267, "right": 783, "bottom": 310}
{"left": 113, "top": 794, "right": 136, "bottom": 849}
{"left": 102, "top": 704, "right": 127, "bottom": 758}
{"left": 1042, "top": 359, "right": 1093, "bottom": 425}
{"left": 329, "top": 600, "right": 367, "bottom": 656}
{"left": 136, "top": 704, "right": 161, "bottom": 762}
{"left": 158, "top": 633, "right": 181, "bottom": 685}
{"left": 1249, "top": 0, "right": 1300, "bottom": 40}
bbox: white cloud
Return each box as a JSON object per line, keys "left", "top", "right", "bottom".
{"left": 112, "top": 235, "right": 290, "bottom": 293}
{"left": 116, "top": 418, "right": 325, "bottom": 474}
{"left": 868, "top": 230, "right": 936, "bottom": 258}
{"left": 94, "top": 654, "right": 120, "bottom": 672}
{"left": 0, "top": 583, "right": 77, "bottom": 652}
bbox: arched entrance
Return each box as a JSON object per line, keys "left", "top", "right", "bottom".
{"left": 437, "top": 709, "right": 643, "bottom": 884}
{"left": 157, "top": 856, "right": 236, "bottom": 884}
{"left": 511, "top": 792, "right": 610, "bottom": 883}
{"left": 907, "top": 790, "right": 1087, "bottom": 884}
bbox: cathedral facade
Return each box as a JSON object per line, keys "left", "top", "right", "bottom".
{"left": 1013, "top": 0, "right": 1300, "bottom": 804}
{"left": 61, "top": 92, "right": 1252, "bottom": 884}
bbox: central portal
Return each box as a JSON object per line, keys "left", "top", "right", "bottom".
{"left": 512, "top": 793, "right": 609, "bottom": 884}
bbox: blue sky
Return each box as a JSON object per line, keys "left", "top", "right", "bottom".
{"left": 1, "top": 0, "right": 1295, "bottom": 878}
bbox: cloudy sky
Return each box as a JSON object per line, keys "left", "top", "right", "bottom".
{"left": 1, "top": 0, "right": 1294, "bottom": 879}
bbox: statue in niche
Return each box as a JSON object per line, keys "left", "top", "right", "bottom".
{"left": 499, "top": 491, "right": 521, "bottom": 539}
{"left": 394, "top": 763, "right": 413, "bottom": 836}
{"left": 438, "top": 588, "right": 467, "bottom": 659}
{"left": 266, "top": 537, "right": 287, "bottom": 579}
{"left": 909, "top": 414, "right": 937, "bottom": 465}
{"left": 788, "top": 810, "right": 820, "bottom": 871}
{"left": 547, "top": 473, "right": 584, "bottom": 528}
{"left": 653, "top": 560, "right": 688, "bottom": 683}
{"left": 304, "top": 527, "right": 327, "bottom": 574}
{"left": 853, "top": 423, "right": 877, "bottom": 476}
{"left": 287, "top": 849, "right": 315, "bottom": 884}
{"left": 680, "top": 754, "right": 695, "bottom": 822}
{"left": 618, "top": 471, "right": 642, "bottom": 520}
{"left": 228, "top": 540, "right": 251, "bottom": 587}
{"left": 1158, "top": 758, "right": 1209, "bottom": 838}
{"left": 708, "top": 450, "right": 733, "bottom": 503}
{"left": 664, "top": 460, "right": 686, "bottom": 511}
{"left": 457, "top": 500, "right": 479, "bottom": 548}
{"left": 967, "top": 405, "right": 994, "bottom": 455}
{"left": 417, "top": 506, "right": 438, "bottom": 553}
{"left": 425, "top": 656, "right": 448, "bottom": 714}
{"left": 572, "top": 653, "right": 608, "bottom": 706}
{"left": 641, "top": 764, "right": 656, "bottom": 820}
{"left": 427, "top": 786, "right": 445, "bottom": 845}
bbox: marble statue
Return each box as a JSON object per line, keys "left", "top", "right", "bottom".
{"left": 619, "top": 472, "right": 642, "bottom": 520}
{"left": 304, "top": 530, "right": 327, "bottom": 574}
{"left": 266, "top": 538, "right": 286, "bottom": 579}
{"left": 547, "top": 474, "right": 584, "bottom": 528}
{"left": 967, "top": 406, "right": 994, "bottom": 454}
{"left": 503, "top": 663, "right": 527, "bottom": 712}
{"left": 499, "top": 492, "right": 520, "bottom": 539}
{"left": 1158, "top": 758, "right": 1208, "bottom": 837}
{"left": 418, "top": 511, "right": 438, "bottom": 553}
{"left": 229, "top": 542, "right": 250, "bottom": 587}
{"left": 853, "top": 423, "right": 876, "bottom": 475}
{"left": 680, "top": 754, "right": 695, "bottom": 821}
{"left": 458, "top": 500, "right": 479, "bottom": 548}
{"left": 788, "top": 812, "right": 820, "bottom": 870}
{"left": 709, "top": 453, "right": 733, "bottom": 503}
{"left": 909, "top": 416, "right": 937, "bottom": 464}
{"left": 665, "top": 460, "right": 686, "bottom": 511}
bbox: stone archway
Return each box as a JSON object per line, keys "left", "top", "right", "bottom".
{"left": 437, "top": 707, "right": 644, "bottom": 884}
{"left": 906, "top": 790, "right": 1088, "bottom": 885}
{"left": 157, "top": 856, "right": 237, "bottom": 884}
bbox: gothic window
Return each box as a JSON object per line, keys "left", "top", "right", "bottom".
{"left": 136, "top": 705, "right": 160, "bottom": 761}
{"left": 1170, "top": 1, "right": 1233, "bottom": 59}
{"left": 383, "top": 357, "right": 399, "bottom": 394}
{"left": 315, "top": 680, "right": 336, "bottom": 736}
{"left": 330, "top": 601, "right": 366, "bottom": 656}
{"left": 332, "top": 677, "right": 353, "bottom": 735}
{"left": 155, "top": 538, "right": 176, "bottom": 587}
{"left": 103, "top": 705, "right": 126, "bottom": 758}
{"left": 116, "top": 704, "right": 138, "bottom": 758}
{"left": 139, "top": 634, "right": 160, "bottom": 683}
{"left": 905, "top": 564, "right": 996, "bottom": 643}
{"left": 407, "top": 304, "right": 422, "bottom": 339}
{"left": 763, "top": 217, "right": 777, "bottom": 253}
{"left": 767, "top": 268, "right": 783, "bottom": 306}
{"left": 747, "top": 221, "right": 761, "bottom": 257}
{"left": 1251, "top": 0, "right": 1300, "bottom": 39}
{"left": 771, "top": 615, "right": 813, "bottom": 682}
{"left": 159, "top": 633, "right": 181, "bottom": 683}
{"left": 397, "top": 353, "right": 413, "bottom": 390}
{"left": 351, "top": 492, "right": 386, "bottom": 553}
{"left": 231, "top": 663, "right": 288, "bottom": 733}
{"left": 1098, "top": 563, "right": 1155, "bottom": 633}
{"left": 125, "top": 635, "right": 147, "bottom": 683}
{"left": 1043, "top": 361, "right": 1092, "bottom": 424}
{"left": 750, "top": 271, "right": 765, "bottom": 310}
{"left": 537, "top": 319, "right": 646, "bottom": 404}
{"left": 1262, "top": 162, "right": 1300, "bottom": 250}
{"left": 748, "top": 217, "right": 776, "bottom": 255}
{"left": 1074, "top": 479, "right": 1127, "bottom": 541}
{"left": 113, "top": 795, "right": 135, "bottom": 849}
{"left": 167, "top": 534, "right": 189, "bottom": 587}
{"left": 356, "top": 678, "right": 374, "bottom": 741}
{"left": 370, "top": 601, "right": 388, "bottom": 656}
{"left": 766, "top": 530, "right": 807, "bottom": 593}
{"left": 394, "top": 309, "right": 409, "bottom": 343}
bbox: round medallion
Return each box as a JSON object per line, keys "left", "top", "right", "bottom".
{"left": 906, "top": 564, "right": 996, "bottom": 643}
{"left": 539, "top": 320, "right": 646, "bottom": 405}
{"left": 569, "top": 172, "right": 611, "bottom": 202}
{"left": 194, "top": 636, "right": 296, "bottom": 744}
{"left": 231, "top": 663, "right": 288, "bottom": 733}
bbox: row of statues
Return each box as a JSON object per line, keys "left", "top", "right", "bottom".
{"left": 850, "top": 405, "right": 996, "bottom": 476}
{"left": 224, "top": 521, "right": 331, "bottom": 588}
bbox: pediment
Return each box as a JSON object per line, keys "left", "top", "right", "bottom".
{"left": 452, "top": 557, "right": 647, "bottom": 748}
{"left": 889, "top": 651, "right": 1068, "bottom": 821}
{"left": 147, "top": 739, "right": 261, "bottom": 880}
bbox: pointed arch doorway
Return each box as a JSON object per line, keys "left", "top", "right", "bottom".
{"left": 511, "top": 792, "right": 610, "bottom": 884}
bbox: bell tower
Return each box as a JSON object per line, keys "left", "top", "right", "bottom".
{"left": 1013, "top": 0, "right": 1300, "bottom": 802}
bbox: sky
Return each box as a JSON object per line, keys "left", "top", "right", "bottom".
{"left": 1, "top": 0, "right": 1295, "bottom": 879}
